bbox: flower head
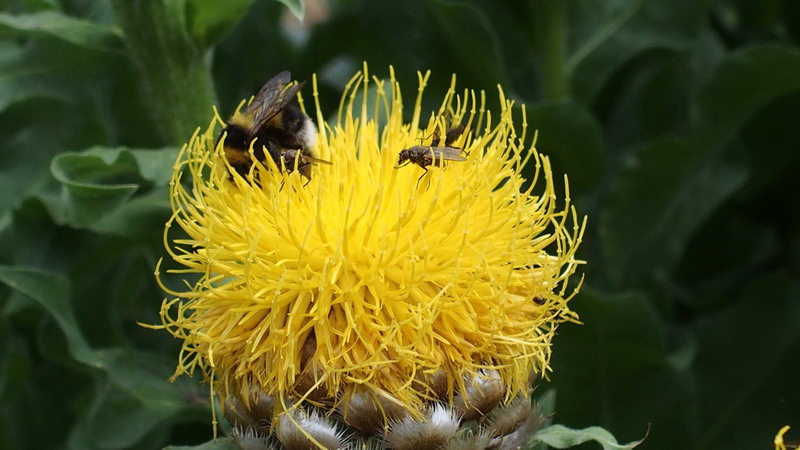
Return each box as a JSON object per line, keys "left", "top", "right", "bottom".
{"left": 156, "top": 65, "right": 585, "bottom": 443}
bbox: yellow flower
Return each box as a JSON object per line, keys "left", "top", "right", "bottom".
{"left": 155, "top": 65, "right": 585, "bottom": 446}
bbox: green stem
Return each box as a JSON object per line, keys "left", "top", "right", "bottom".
{"left": 112, "top": 0, "right": 217, "bottom": 145}
{"left": 534, "top": 0, "right": 568, "bottom": 100}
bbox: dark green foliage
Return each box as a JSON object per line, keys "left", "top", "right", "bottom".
{"left": 0, "top": 0, "right": 797, "bottom": 448}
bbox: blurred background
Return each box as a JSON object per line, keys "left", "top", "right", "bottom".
{"left": 1, "top": 0, "right": 799, "bottom": 449}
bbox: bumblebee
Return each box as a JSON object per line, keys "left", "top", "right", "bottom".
{"left": 219, "top": 71, "right": 327, "bottom": 182}
{"left": 396, "top": 115, "right": 468, "bottom": 188}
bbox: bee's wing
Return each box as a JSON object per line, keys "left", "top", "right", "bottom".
{"left": 245, "top": 71, "right": 289, "bottom": 116}
{"left": 247, "top": 71, "right": 305, "bottom": 134}
{"left": 303, "top": 155, "right": 333, "bottom": 165}
{"left": 430, "top": 146, "right": 467, "bottom": 161}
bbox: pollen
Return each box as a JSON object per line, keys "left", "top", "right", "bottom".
{"left": 155, "top": 64, "right": 586, "bottom": 432}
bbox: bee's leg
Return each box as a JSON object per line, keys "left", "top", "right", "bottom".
{"left": 302, "top": 175, "right": 312, "bottom": 188}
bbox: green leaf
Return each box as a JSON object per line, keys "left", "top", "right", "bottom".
{"left": 90, "top": 188, "right": 171, "bottom": 239}
{"left": 50, "top": 151, "right": 141, "bottom": 227}
{"left": 692, "top": 272, "right": 800, "bottom": 449}
{"left": 524, "top": 101, "right": 605, "bottom": 200}
{"left": 567, "top": 0, "right": 709, "bottom": 102}
{"left": 0, "top": 265, "right": 188, "bottom": 448}
{"left": 692, "top": 45, "right": 800, "bottom": 147}
{"left": 0, "top": 265, "right": 183, "bottom": 402}
{"left": 600, "top": 45, "right": 800, "bottom": 287}
{"left": 0, "top": 266, "right": 95, "bottom": 361}
{"left": 428, "top": 0, "right": 508, "bottom": 90}
{"left": 738, "top": 93, "right": 800, "bottom": 197}
{"left": 548, "top": 290, "right": 695, "bottom": 448}
{"left": 6, "top": 199, "right": 86, "bottom": 283}
{"left": 72, "top": 355, "right": 188, "bottom": 449}
{"left": 59, "top": 146, "right": 178, "bottom": 186}
{"left": 48, "top": 147, "right": 175, "bottom": 230}
{"left": 122, "top": 147, "right": 179, "bottom": 186}
{"left": 0, "top": 11, "right": 123, "bottom": 53}
{"left": 532, "top": 424, "right": 647, "bottom": 449}
{"left": 186, "top": 0, "right": 256, "bottom": 47}
{"left": 0, "top": 109, "right": 73, "bottom": 221}
{"left": 0, "top": 39, "right": 105, "bottom": 112}
{"left": 600, "top": 137, "right": 747, "bottom": 287}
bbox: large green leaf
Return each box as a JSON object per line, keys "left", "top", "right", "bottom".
{"left": 0, "top": 266, "right": 93, "bottom": 361}
{"left": 89, "top": 188, "right": 172, "bottom": 239}
{"left": 0, "top": 11, "right": 123, "bottom": 53}
{"left": 0, "top": 40, "right": 104, "bottom": 112}
{"left": 50, "top": 151, "right": 141, "bottom": 227}
{"left": 67, "top": 351, "right": 196, "bottom": 450}
{"left": 692, "top": 45, "right": 800, "bottom": 147}
{"left": 0, "top": 112, "right": 69, "bottom": 222}
{"left": 524, "top": 101, "right": 605, "bottom": 200}
{"left": 567, "top": 0, "right": 710, "bottom": 102}
{"left": 0, "top": 266, "right": 189, "bottom": 448}
{"left": 548, "top": 290, "right": 695, "bottom": 448}
{"left": 601, "top": 45, "right": 800, "bottom": 288}
{"left": 48, "top": 147, "right": 176, "bottom": 231}
{"left": 738, "top": 92, "right": 800, "bottom": 197}
{"left": 600, "top": 137, "right": 747, "bottom": 287}
{"left": 6, "top": 199, "right": 83, "bottom": 284}
{"left": 691, "top": 272, "right": 800, "bottom": 449}
{"left": 428, "top": 0, "right": 508, "bottom": 90}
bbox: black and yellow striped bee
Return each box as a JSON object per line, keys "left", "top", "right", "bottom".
{"left": 219, "top": 71, "right": 329, "bottom": 183}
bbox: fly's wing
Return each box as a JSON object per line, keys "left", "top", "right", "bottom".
{"left": 428, "top": 111, "right": 452, "bottom": 145}
{"left": 444, "top": 123, "right": 467, "bottom": 146}
{"left": 430, "top": 146, "right": 467, "bottom": 161}
{"left": 428, "top": 112, "right": 466, "bottom": 147}
{"left": 247, "top": 71, "right": 306, "bottom": 136}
